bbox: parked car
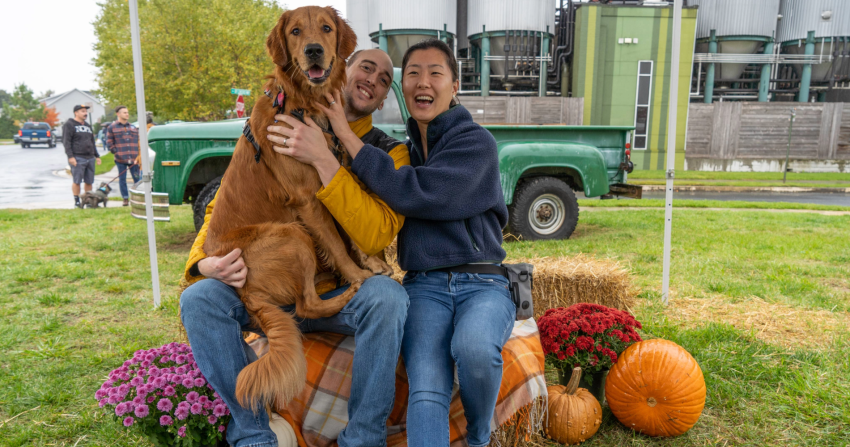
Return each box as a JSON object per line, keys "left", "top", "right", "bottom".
{"left": 146, "top": 69, "right": 640, "bottom": 240}
{"left": 19, "top": 122, "right": 55, "bottom": 148}
{"left": 13, "top": 134, "right": 20, "bottom": 144}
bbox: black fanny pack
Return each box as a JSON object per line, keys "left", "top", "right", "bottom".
{"left": 433, "top": 263, "right": 534, "bottom": 320}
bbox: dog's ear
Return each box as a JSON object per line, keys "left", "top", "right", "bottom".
{"left": 266, "top": 11, "right": 291, "bottom": 67}
{"left": 328, "top": 7, "right": 356, "bottom": 61}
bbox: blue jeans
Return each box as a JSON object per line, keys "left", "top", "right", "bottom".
{"left": 401, "top": 271, "right": 516, "bottom": 447}
{"left": 116, "top": 162, "right": 141, "bottom": 199}
{"left": 180, "top": 275, "right": 409, "bottom": 447}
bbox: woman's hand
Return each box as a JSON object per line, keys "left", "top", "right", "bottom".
{"left": 198, "top": 248, "right": 247, "bottom": 288}
{"left": 316, "top": 91, "right": 348, "bottom": 135}
{"left": 267, "top": 115, "right": 342, "bottom": 185}
{"left": 316, "top": 91, "right": 365, "bottom": 159}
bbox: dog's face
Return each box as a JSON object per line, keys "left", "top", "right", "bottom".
{"left": 266, "top": 6, "right": 356, "bottom": 88}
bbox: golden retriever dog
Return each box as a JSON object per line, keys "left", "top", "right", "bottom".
{"left": 201, "top": 6, "right": 390, "bottom": 412}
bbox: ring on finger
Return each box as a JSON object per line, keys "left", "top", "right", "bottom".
{"left": 329, "top": 101, "right": 336, "bottom": 106}
{"left": 283, "top": 138, "right": 288, "bottom": 146}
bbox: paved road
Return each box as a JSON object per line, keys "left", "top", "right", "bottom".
{"left": 0, "top": 142, "right": 111, "bottom": 209}
{"left": 642, "top": 190, "right": 850, "bottom": 207}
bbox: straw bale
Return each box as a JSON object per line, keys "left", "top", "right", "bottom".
{"left": 385, "top": 240, "right": 636, "bottom": 318}
{"left": 511, "top": 255, "right": 636, "bottom": 318}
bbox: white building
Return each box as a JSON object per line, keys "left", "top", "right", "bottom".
{"left": 41, "top": 89, "right": 106, "bottom": 132}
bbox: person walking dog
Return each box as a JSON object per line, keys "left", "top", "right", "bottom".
{"left": 106, "top": 105, "right": 141, "bottom": 206}
{"left": 63, "top": 105, "right": 101, "bottom": 209}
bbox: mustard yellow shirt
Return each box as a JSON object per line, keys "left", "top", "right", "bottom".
{"left": 183, "top": 115, "right": 410, "bottom": 291}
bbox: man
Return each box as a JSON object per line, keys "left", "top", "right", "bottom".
{"left": 106, "top": 105, "right": 141, "bottom": 206}
{"left": 63, "top": 105, "right": 101, "bottom": 208}
{"left": 181, "top": 49, "right": 410, "bottom": 447}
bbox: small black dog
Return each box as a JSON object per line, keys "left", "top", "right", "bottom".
{"left": 81, "top": 182, "right": 112, "bottom": 208}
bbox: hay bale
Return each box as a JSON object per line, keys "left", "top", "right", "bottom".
{"left": 385, "top": 239, "right": 636, "bottom": 317}
{"left": 515, "top": 255, "right": 636, "bottom": 318}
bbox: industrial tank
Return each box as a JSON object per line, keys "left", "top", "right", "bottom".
{"left": 467, "top": 0, "right": 556, "bottom": 78}
{"left": 691, "top": 0, "right": 780, "bottom": 80}
{"left": 777, "top": 0, "right": 850, "bottom": 83}
{"left": 366, "top": 0, "right": 457, "bottom": 67}
{"left": 346, "top": 0, "right": 374, "bottom": 51}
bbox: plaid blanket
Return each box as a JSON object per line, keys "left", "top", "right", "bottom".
{"left": 249, "top": 319, "right": 547, "bottom": 447}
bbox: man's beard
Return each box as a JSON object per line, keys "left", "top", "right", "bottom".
{"left": 343, "top": 87, "right": 375, "bottom": 120}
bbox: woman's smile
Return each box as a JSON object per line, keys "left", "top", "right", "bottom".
{"left": 402, "top": 47, "right": 459, "bottom": 126}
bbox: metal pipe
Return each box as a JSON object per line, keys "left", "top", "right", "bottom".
{"left": 662, "top": 0, "right": 683, "bottom": 305}
{"left": 704, "top": 30, "right": 716, "bottom": 104}
{"left": 481, "top": 26, "right": 490, "bottom": 97}
{"left": 798, "top": 31, "right": 815, "bottom": 102}
{"left": 128, "top": 0, "right": 161, "bottom": 308}
{"left": 540, "top": 28, "right": 549, "bottom": 96}
{"left": 759, "top": 39, "right": 774, "bottom": 101}
{"left": 548, "top": 0, "right": 574, "bottom": 86}
{"left": 378, "top": 23, "right": 388, "bottom": 52}
{"left": 784, "top": 108, "right": 795, "bottom": 183}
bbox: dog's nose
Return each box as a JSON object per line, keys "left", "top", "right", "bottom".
{"left": 304, "top": 44, "right": 324, "bottom": 60}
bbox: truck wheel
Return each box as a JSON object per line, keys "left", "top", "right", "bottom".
{"left": 193, "top": 176, "right": 222, "bottom": 232}
{"left": 508, "top": 177, "right": 579, "bottom": 240}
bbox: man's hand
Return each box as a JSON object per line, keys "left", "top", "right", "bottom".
{"left": 96, "top": 158, "right": 102, "bottom": 166}
{"left": 197, "top": 248, "right": 248, "bottom": 288}
{"left": 68, "top": 157, "right": 77, "bottom": 167}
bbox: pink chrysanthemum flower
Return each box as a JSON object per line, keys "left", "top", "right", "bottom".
{"left": 178, "top": 426, "right": 187, "bottom": 437}
{"left": 160, "top": 415, "right": 173, "bottom": 426}
{"left": 157, "top": 398, "right": 173, "bottom": 412}
{"left": 123, "top": 416, "right": 134, "bottom": 427}
{"left": 191, "top": 403, "right": 203, "bottom": 415}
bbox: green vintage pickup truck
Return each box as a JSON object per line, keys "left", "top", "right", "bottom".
{"left": 147, "top": 70, "right": 639, "bottom": 240}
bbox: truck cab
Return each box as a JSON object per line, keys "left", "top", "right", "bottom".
{"left": 147, "top": 68, "right": 638, "bottom": 240}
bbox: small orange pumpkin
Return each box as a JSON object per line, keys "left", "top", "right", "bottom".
{"left": 546, "top": 367, "right": 602, "bottom": 445}
{"left": 605, "top": 339, "right": 706, "bottom": 437}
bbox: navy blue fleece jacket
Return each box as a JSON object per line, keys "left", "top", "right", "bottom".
{"left": 350, "top": 105, "right": 508, "bottom": 272}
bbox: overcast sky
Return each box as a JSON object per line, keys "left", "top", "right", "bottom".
{"left": 0, "top": 0, "right": 347, "bottom": 98}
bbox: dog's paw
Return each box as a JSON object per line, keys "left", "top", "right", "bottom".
{"left": 362, "top": 255, "right": 393, "bottom": 276}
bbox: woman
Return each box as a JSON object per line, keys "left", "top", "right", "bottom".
{"left": 275, "top": 39, "right": 513, "bottom": 447}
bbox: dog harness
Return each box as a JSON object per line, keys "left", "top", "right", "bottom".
{"left": 242, "top": 86, "right": 344, "bottom": 164}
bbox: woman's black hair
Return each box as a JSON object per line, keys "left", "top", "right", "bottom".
{"left": 401, "top": 39, "right": 460, "bottom": 106}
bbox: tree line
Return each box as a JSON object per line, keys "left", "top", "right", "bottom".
{"left": 93, "top": 0, "right": 284, "bottom": 122}
{"left": 0, "top": 85, "right": 60, "bottom": 139}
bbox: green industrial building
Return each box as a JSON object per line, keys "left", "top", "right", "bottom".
{"left": 571, "top": 5, "right": 697, "bottom": 171}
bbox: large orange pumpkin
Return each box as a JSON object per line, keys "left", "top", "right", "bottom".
{"left": 546, "top": 367, "right": 602, "bottom": 445}
{"left": 605, "top": 339, "right": 705, "bottom": 437}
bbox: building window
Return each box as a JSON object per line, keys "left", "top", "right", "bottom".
{"left": 633, "top": 60, "right": 653, "bottom": 150}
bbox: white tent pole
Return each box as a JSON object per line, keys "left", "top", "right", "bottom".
{"left": 128, "top": 0, "right": 161, "bottom": 308}
{"left": 661, "top": 0, "right": 683, "bottom": 306}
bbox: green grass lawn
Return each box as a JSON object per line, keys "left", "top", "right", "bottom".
{"left": 95, "top": 152, "right": 115, "bottom": 175}
{"left": 0, "top": 206, "right": 848, "bottom": 446}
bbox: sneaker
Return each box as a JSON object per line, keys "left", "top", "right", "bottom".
{"left": 75, "top": 201, "right": 83, "bottom": 209}
{"left": 123, "top": 199, "right": 129, "bottom": 207}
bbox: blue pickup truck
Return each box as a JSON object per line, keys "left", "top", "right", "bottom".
{"left": 18, "top": 122, "right": 56, "bottom": 148}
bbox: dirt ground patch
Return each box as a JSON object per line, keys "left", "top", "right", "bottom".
{"left": 658, "top": 295, "right": 850, "bottom": 350}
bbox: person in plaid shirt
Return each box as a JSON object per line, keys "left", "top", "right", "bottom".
{"left": 106, "top": 105, "right": 141, "bottom": 206}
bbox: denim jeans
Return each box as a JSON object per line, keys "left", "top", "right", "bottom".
{"left": 401, "top": 271, "right": 516, "bottom": 447}
{"left": 116, "top": 162, "right": 141, "bottom": 199}
{"left": 180, "top": 275, "right": 409, "bottom": 447}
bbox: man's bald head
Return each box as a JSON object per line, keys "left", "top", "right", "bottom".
{"left": 343, "top": 48, "right": 395, "bottom": 121}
